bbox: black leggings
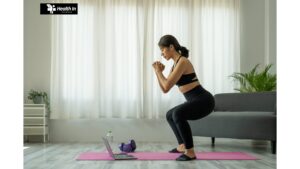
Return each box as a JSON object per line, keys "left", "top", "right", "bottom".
{"left": 166, "top": 85, "right": 215, "bottom": 149}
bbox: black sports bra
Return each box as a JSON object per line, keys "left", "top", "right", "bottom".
{"left": 172, "top": 56, "right": 198, "bottom": 87}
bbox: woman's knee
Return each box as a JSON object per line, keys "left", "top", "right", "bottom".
{"left": 172, "top": 109, "right": 185, "bottom": 123}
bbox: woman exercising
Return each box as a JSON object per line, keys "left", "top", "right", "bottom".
{"left": 152, "top": 35, "right": 215, "bottom": 161}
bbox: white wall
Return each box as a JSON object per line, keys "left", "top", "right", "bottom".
{"left": 268, "top": 0, "right": 277, "bottom": 74}
{"left": 240, "top": 0, "right": 276, "bottom": 74}
{"left": 24, "top": 0, "right": 51, "bottom": 96}
{"left": 24, "top": 0, "right": 277, "bottom": 142}
{"left": 50, "top": 119, "right": 176, "bottom": 142}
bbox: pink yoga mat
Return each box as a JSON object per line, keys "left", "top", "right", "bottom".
{"left": 76, "top": 152, "right": 258, "bottom": 161}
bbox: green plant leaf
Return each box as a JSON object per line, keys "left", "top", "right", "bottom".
{"left": 229, "top": 64, "right": 276, "bottom": 92}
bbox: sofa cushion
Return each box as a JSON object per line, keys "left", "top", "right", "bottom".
{"left": 211, "top": 111, "right": 275, "bottom": 116}
{"left": 189, "top": 111, "right": 276, "bottom": 140}
{"left": 214, "top": 92, "right": 276, "bottom": 112}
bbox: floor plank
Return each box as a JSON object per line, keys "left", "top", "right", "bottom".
{"left": 24, "top": 138, "right": 276, "bottom": 169}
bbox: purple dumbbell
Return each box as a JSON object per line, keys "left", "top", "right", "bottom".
{"left": 119, "top": 139, "right": 137, "bottom": 152}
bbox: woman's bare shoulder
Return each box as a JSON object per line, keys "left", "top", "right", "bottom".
{"left": 180, "top": 57, "right": 195, "bottom": 72}
{"left": 178, "top": 56, "right": 189, "bottom": 64}
{"left": 179, "top": 57, "right": 193, "bottom": 66}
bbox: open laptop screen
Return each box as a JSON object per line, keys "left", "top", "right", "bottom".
{"left": 102, "top": 137, "right": 114, "bottom": 158}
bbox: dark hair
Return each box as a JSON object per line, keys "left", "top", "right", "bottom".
{"left": 158, "top": 35, "right": 189, "bottom": 58}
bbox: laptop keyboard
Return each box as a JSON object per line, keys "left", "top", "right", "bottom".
{"left": 114, "top": 154, "right": 135, "bottom": 159}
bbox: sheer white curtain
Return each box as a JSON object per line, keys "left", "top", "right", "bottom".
{"left": 50, "top": 0, "right": 240, "bottom": 119}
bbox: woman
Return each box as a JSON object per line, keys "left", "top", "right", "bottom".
{"left": 152, "top": 35, "right": 215, "bottom": 161}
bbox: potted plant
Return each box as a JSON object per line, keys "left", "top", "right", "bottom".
{"left": 27, "top": 89, "right": 50, "bottom": 112}
{"left": 229, "top": 64, "right": 276, "bottom": 93}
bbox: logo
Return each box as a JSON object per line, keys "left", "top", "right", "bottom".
{"left": 47, "top": 4, "right": 56, "bottom": 14}
{"left": 40, "top": 3, "right": 78, "bottom": 15}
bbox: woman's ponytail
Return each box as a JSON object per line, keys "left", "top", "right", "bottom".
{"left": 179, "top": 46, "right": 189, "bottom": 58}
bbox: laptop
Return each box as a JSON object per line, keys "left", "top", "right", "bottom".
{"left": 102, "top": 137, "right": 137, "bottom": 160}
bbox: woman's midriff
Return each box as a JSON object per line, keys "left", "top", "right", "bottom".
{"left": 179, "top": 81, "right": 201, "bottom": 94}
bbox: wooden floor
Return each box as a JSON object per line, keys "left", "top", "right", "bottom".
{"left": 24, "top": 138, "right": 276, "bottom": 169}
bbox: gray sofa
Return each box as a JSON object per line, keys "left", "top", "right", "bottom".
{"left": 189, "top": 91, "right": 276, "bottom": 154}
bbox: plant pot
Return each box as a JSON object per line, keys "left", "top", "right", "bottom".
{"left": 33, "top": 96, "right": 44, "bottom": 104}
